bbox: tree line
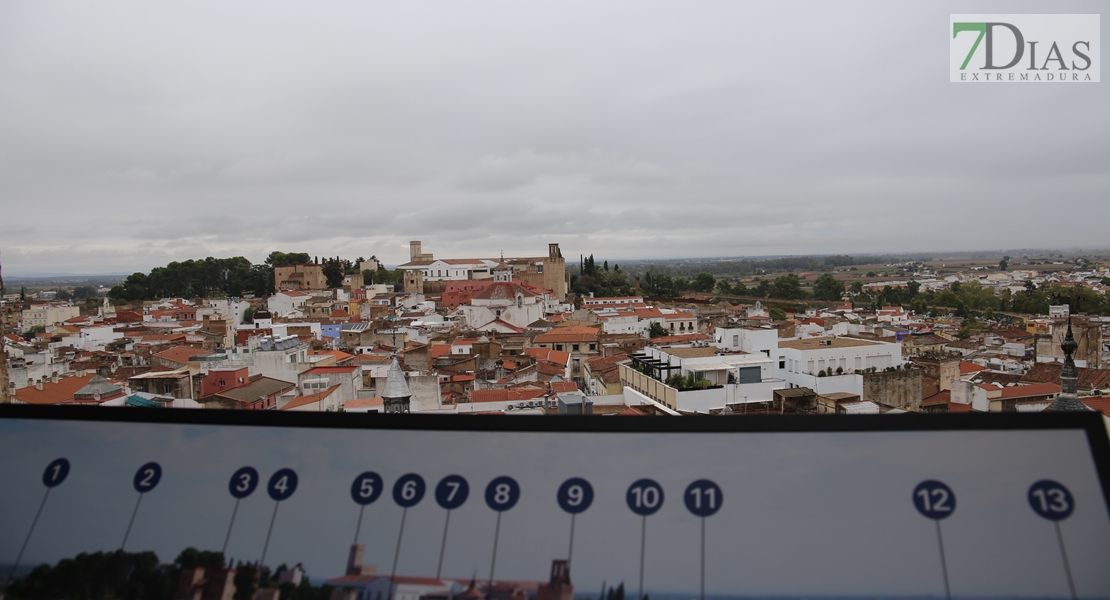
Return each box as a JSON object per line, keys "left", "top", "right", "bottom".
{"left": 107, "top": 252, "right": 405, "bottom": 302}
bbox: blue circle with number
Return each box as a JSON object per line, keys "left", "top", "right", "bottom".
{"left": 133, "top": 462, "right": 162, "bottom": 493}
{"left": 393, "top": 473, "right": 426, "bottom": 507}
{"left": 485, "top": 476, "right": 521, "bottom": 512}
{"left": 557, "top": 478, "right": 594, "bottom": 514}
{"left": 684, "top": 479, "right": 723, "bottom": 517}
{"left": 351, "top": 471, "right": 384, "bottom": 506}
{"left": 42, "top": 458, "right": 70, "bottom": 488}
{"left": 913, "top": 480, "right": 956, "bottom": 520}
{"left": 435, "top": 475, "right": 470, "bottom": 510}
{"left": 626, "top": 478, "right": 665, "bottom": 516}
{"left": 227, "top": 466, "right": 259, "bottom": 499}
{"left": 267, "top": 468, "right": 299, "bottom": 501}
{"left": 1028, "top": 480, "right": 1074, "bottom": 521}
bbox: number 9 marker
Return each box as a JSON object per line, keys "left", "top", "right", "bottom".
{"left": 557, "top": 478, "right": 594, "bottom": 514}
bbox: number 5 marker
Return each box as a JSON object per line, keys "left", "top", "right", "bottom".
{"left": 913, "top": 480, "right": 955, "bottom": 600}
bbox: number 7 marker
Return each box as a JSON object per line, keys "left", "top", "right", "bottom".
{"left": 913, "top": 480, "right": 956, "bottom": 600}
{"left": 434, "top": 475, "right": 470, "bottom": 579}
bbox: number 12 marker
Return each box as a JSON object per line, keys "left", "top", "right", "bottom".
{"left": 913, "top": 480, "right": 955, "bottom": 600}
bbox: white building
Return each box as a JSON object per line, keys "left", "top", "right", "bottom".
{"left": 21, "top": 304, "right": 81, "bottom": 333}
{"left": 778, "top": 336, "right": 904, "bottom": 396}
{"left": 267, "top": 290, "right": 311, "bottom": 317}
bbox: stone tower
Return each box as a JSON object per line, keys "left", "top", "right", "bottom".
{"left": 543, "top": 243, "right": 568, "bottom": 302}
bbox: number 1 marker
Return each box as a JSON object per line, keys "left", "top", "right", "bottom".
{"left": 913, "top": 480, "right": 955, "bottom": 600}
{"left": 8, "top": 458, "right": 69, "bottom": 584}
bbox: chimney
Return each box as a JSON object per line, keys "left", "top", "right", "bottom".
{"left": 51, "top": 372, "right": 59, "bottom": 384}
{"left": 35, "top": 379, "right": 43, "bottom": 391}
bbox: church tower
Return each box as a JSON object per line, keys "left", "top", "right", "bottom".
{"left": 382, "top": 357, "right": 413, "bottom": 413}
{"left": 1046, "top": 319, "right": 1089, "bottom": 412}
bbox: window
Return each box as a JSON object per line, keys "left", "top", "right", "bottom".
{"left": 738, "top": 366, "right": 761, "bottom": 384}
{"left": 556, "top": 344, "right": 563, "bottom": 351}
{"left": 779, "top": 357, "right": 786, "bottom": 369}
{"left": 589, "top": 343, "right": 596, "bottom": 351}
{"left": 732, "top": 335, "right": 739, "bottom": 346}
{"left": 572, "top": 344, "right": 580, "bottom": 352}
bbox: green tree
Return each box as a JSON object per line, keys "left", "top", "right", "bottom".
{"left": 648, "top": 322, "right": 668, "bottom": 338}
{"left": 693, "top": 272, "right": 716, "bottom": 293}
{"left": 769, "top": 273, "right": 806, "bottom": 300}
{"left": 322, "top": 260, "right": 344, "bottom": 288}
{"left": 811, "top": 273, "right": 843, "bottom": 301}
{"left": 768, "top": 307, "right": 787, "bottom": 321}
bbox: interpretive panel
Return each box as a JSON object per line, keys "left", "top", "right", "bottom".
{"left": 1, "top": 407, "right": 1108, "bottom": 599}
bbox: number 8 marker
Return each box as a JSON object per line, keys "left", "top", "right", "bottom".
{"left": 484, "top": 476, "right": 520, "bottom": 511}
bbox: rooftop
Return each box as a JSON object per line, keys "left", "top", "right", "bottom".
{"left": 778, "top": 337, "right": 881, "bottom": 350}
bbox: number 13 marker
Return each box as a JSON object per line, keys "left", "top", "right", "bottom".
{"left": 1028, "top": 480, "right": 1077, "bottom": 600}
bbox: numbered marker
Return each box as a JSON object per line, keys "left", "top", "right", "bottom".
{"left": 1028, "top": 480, "right": 1074, "bottom": 521}
{"left": 557, "top": 478, "right": 594, "bottom": 514}
{"left": 484, "top": 476, "right": 521, "bottom": 511}
{"left": 684, "top": 479, "right": 723, "bottom": 518}
{"left": 913, "top": 480, "right": 955, "bottom": 520}
{"left": 393, "top": 473, "right": 426, "bottom": 507}
{"left": 351, "top": 471, "right": 384, "bottom": 506}
{"left": 42, "top": 458, "right": 70, "bottom": 488}
{"left": 626, "top": 478, "right": 664, "bottom": 516}
{"left": 229, "top": 467, "right": 259, "bottom": 499}
{"left": 435, "top": 475, "right": 470, "bottom": 510}
{"left": 267, "top": 468, "right": 299, "bottom": 501}
{"left": 132, "top": 462, "right": 162, "bottom": 493}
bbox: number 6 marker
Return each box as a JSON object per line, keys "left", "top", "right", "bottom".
{"left": 389, "top": 474, "right": 426, "bottom": 595}
{"left": 913, "top": 480, "right": 955, "bottom": 600}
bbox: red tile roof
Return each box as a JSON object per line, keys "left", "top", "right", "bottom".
{"left": 534, "top": 326, "right": 600, "bottom": 344}
{"left": 998, "top": 383, "right": 1060, "bottom": 399}
{"left": 469, "top": 388, "right": 546, "bottom": 403}
{"left": 12, "top": 375, "right": 97, "bottom": 405}
{"left": 959, "top": 362, "right": 987, "bottom": 374}
{"left": 550, "top": 381, "right": 578, "bottom": 393}
{"left": 153, "top": 346, "right": 211, "bottom": 365}
{"left": 1082, "top": 397, "right": 1110, "bottom": 417}
{"left": 302, "top": 366, "right": 357, "bottom": 375}
{"left": 280, "top": 385, "right": 341, "bottom": 410}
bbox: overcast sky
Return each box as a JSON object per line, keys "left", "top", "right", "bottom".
{"left": 1, "top": 1, "right": 1106, "bottom": 275}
